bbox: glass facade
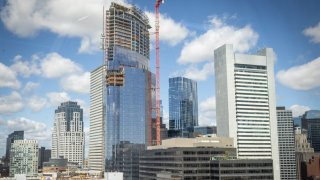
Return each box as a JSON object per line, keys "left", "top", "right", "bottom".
{"left": 105, "top": 46, "right": 154, "bottom": 175}
{"left": 301, "top": 110, "right": 320, "bottom": 152}
{"left": 169, "top": 77, "right": 198, "bottom": 134}
{"left": 5, "top": 131, "right": 24, "bottom": 162}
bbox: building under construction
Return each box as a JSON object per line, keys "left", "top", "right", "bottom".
{"left": 89, "top": 2, "right": 156, "bottom": 179}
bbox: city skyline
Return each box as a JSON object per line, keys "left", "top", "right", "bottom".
{"left": 0, "top": 0, "right": 320, "bottom": 156}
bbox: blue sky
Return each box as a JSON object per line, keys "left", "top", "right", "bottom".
{"left": 0, "top": 0, "right": 319, "bottom": 157}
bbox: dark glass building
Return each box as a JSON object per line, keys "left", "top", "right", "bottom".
{"left": 301, "top": 110, "right": 320, "bottom": 152}
{"left": 169, "top": 77, "right": 198, "bottom": 136}
{"left": 5, "top": 131, "right": 24, "bottom": 163}
{"left": 38, "top": 147, "right": 51, "bottom": 169}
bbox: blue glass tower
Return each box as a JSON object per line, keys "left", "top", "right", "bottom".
{"left": 103, "top": 3, "right": 153, "bottom": 179}
{"left": 169, "top": 77, "right": 198, "bottom": 135}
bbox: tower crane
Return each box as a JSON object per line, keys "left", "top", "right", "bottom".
{"left": 155, "top": 0, "right": 163, "bottom": 145}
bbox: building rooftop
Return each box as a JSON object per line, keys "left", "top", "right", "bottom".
{"left": 303, "top": 110, "right": 320, "bottom": 119}
{"left": 147, "top": 136, "right": 233, "bottom": 150}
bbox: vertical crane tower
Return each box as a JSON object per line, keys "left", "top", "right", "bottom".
{"left": 155, "top": 0, "right": 163, "bottom": 145}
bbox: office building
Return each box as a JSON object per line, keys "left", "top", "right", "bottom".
{"left": 9, "top": 140, "right": 38, "bottom": 177}
{"left": 169, "top": 77, "right": 198, "bottom": 136}
{"left": 105, "top": 2, "right": 150, "bottom": 61}
{"left": 140, "top": 137, "right": 236, "bottom": 179}
{"left": 38, "top": 147, "right": 51, "bottom": 169}
{"left": 52, "top": 101, "right": 84, "bottom": 167}
{"left": 295, "top": 127, "right": 314, "bottom": 153}
{"left": 194, "top": 126, "right": 217, "bottom": 136}
{"left": 210, "top": 159, "right": 273, "bottom": 180}
{"left": 113, "top": 141, "right": 145, "bottom": 179}
{"left": 151, "top": 101, "right": 168, "bottom": 143}
{"left": 301, "top": 110, "right": 320, "bottom": 152}
{"left": 5, "top": 131, "right": 24, "bottom": 163}
{"left": 89, "top": 65, "right": 105, "bottom": 172}
{"left": 214, "top": 44, "right": 280, "bottom": 179}
{"left": 276, "top": 107, "right": 296, "bottom": 179}
{"left": 95, "top": 3, "right": 154, "bottom": 179}
{"left": 293, "top": 116, "right": 302, "bottom": 128}
{"left": 295, "top": 127, "right": 315, "bottom": 180}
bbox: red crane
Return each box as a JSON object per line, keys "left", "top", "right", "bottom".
{"left": 155, "top": 0, "right": 163, "bottom": 145}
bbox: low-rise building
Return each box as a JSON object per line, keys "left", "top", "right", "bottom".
{"left": 9, "top": 140, "right": 38, "bottom": 177}
{"left": 140, "top": 137, "right": 274, "bottom": 179}
{"left": 210, "top": 159, "right": 273, "bottom": 180}
{"left": 140, "top": 137, "right": 235, "bottom": 179}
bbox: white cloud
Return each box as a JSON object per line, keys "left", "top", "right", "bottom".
{"left": 27, "top": 96, "right": 47, "bottom": 112}
{"left": 41, "top": 53, "right": 82, "bottom": 78}
{"left": 277, "top": 57, "right": 320, "bottom": 90}
{"left": 145, "top": 11, "right": 190, "bottom": 46}
{"left": 61, "top": 72, "right": 90, "bottom": 94}
{"left": 46, "top": 92, "right": 70, "bottom": 107}
{"left": 10, "top": 54, "right": 41, "bottom": 77}
{"left": 173, "top": 62, "right": 214, "bottom": 81}
{"left": 0, "top": 62, "right": 21, "bottom": 89}
{"left": 0, "top": 0, "right": 129, "bottom": 53}
{"left": 303, "top": 22, "right": 320, "bottom": 43}
{"left": 0, "top": 91, "right": 23, "bottom": 114}
{"left": 178, "top": 16, "right": 259, "bottom": 64}
{"left": 0, "top": 117, "right": 51, "bottom": 151}
{"left": 75, "top": 99, "right": 89, "bottom": 118}
{"left": 289, "top": 104, "right": 311, "bottom": 118}
{"left": 199, "top": 96, "right": 216, "bottom": 126}
{"left": 22, "top": 82, "right": 39, "bottom": 94}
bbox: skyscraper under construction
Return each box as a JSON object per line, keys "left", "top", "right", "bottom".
{"left": 89, "top": 3, "right": 154, "bottom": 179}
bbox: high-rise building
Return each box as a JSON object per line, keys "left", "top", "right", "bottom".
{"left": 52, "top": 101, "right": 84, "bottom": 167}
{"left": 301, "top": 110, "right": 320, "bottom": 152}
{"left": 214, "top": 44, "right": 280, "bottom": 179}
{"left": 276, "top": 106, "right": 296, "bottom": 179}
{"left": 5, "top": 131, "right": 24, "bottom": 163}
{"left": 38, "top": 147, "right": 51, "bottom": 169}
{"left": 105, "top": 3, "right": 150, "bottom": 61}
{"left": 9, "top": 140, "right": 38, "bottom": 177}
{"left": 89, "top": 65, "right": 105, "bottom": 172}
{"left": 295, "top": 127, "right": 315, "bottom": 180}
{"left": 169, "top": 77, "right": 198, "bottom": 136}
{"left": 89, "top": 3, "right": 153, "bottom": 178}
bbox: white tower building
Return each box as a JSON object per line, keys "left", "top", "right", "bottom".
{"left": 214, "top": 44, "right": 280, "bottom": 179}
{"left": 88, "top": 65, "right": 105, "bottom": 172}
{"left": 52, "top": 101, "right": 84, "bottom": 167}
{"left": 277, "top": 106, "right": 296, "bottom": 179}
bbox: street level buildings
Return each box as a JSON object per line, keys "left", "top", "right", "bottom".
{"left": 301, "top": 110, "right": 320, "bottom": 152}
{"left": 9, "top": 140, "right": 38, "bottom": 177}
{"left": 52, "top": 101, "right": 84, "bottom": 167}
{"left": 38, "top": 147, "right": 51, "bottom": 169}
{"left": 295, "top": 127, "right": 315, "bottom": 180}
{"left": 214, "top": 44, "right": 280, "bottom": 179}
{"left": 210, "top": 159, "right": 273, "bottom": 180}
{"left": 140, "top": 137, "right": 273, "bottom": 179}
{"left": 140, "top": 137, "right": 235, "bottom": 179}
{"left": 169, "top": 77, "right": 198, "bottom": 136}
{"left": 276, "top": 106, "right": 296, "bottom": 179}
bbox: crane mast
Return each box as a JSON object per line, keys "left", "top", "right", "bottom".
{"left": 155, "top": 0, "right": 162, "bottom": 145}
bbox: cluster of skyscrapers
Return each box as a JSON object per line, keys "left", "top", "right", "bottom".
{"left": 2, "top": 2, "right": 320, "bottom": 180}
